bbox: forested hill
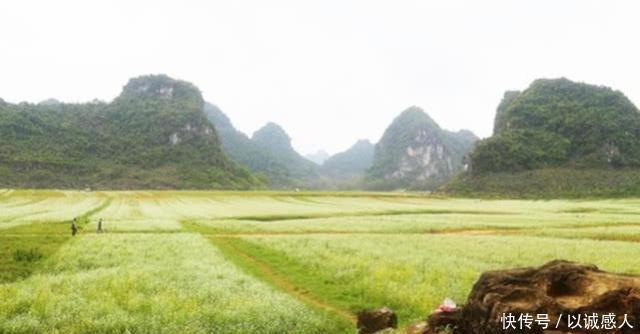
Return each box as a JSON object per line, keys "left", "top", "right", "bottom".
{"left": 448, "top": 78, "right": 640, "bottom": 197}
{"left": 0, "top": 75, "right": 261, "bottom": 189}
{"left": 205, "top": 103, "right": 312, "bottom": 188}
{"left": 251, "top": 122, "right": 320, "bottom": 186}
{"left": 321, "top": 139, "right": 374, "bottom": 180}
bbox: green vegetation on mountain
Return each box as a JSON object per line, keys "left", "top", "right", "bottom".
{"left": 321, "top": 139, "right": 374, "bottom": 180}
{"left": 0, "top": 75, "right": 261, "bottom": 189}
{"left": 307, "top": 139, "right": 375, "bottom": 189}
{"left": 448, "top": 168, "right": 640, "bottom": 198}
{"left": 252, "top": 123, "right": 320, "bottom": 186}
{"left": 205, "top": 105, "right": 319, "bottom": 188}
{"left": 473, "top": 78, "right": 640, "bottom": 172}
{"left": 449, "top": 78, "right": 640, "bottom": 197}
{"left": 492, "top": 90, "right": 521, "bottom": 134}
{"left": 204, "top": 103, "right": 283, "bottom": 185}
{"left": 366, "top": 107, "right": 477, "bottom": 190}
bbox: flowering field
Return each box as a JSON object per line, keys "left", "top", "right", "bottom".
{"left": 2, "top": 190, "right": 640, "bottom": 332}
{"left": 0, "top": 234, "right": 346, "bottom": 334}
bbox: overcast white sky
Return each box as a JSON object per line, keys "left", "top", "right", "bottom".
{"left": 1, "top": 1, "right": 639, "bottom": 155}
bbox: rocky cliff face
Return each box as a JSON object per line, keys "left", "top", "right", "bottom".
{"left": 367, "top": 107, "right": 477, "bottom": 190}
{"left": 390, "top": 130, "right": 454, "bottom": 181}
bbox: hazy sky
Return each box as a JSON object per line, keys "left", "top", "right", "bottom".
{"left": 1, "top": 1, "right": 639, "bottom": 155}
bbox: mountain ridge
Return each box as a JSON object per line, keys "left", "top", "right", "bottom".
{"left": 204, "top": 105, "right": 320, "bottom": 188}
{"left": 0, "top": 74, "right": 260, "bottom": 189}
{"left": 322, "top": 139, "right": 374, "bottom": 180}
{"left": 447, "top": 77, "right": 640, "bottom": 197}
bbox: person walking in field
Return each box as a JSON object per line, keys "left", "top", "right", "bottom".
{"left": 97, "top": 218, "right": 103, "bottom": 234}
{"left": 71, "top": 218, "right": 78, "bottom": 236}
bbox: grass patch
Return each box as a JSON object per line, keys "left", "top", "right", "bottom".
{"left": 446, "top": 168, "right": 640, "bottom": 198}
{"left": 240, "top": 234, "right": 640, "bottom": 326}
{"left": 230, "top": 209, "right": 510, "bottom": 222}
{"left": 558, "top": 207, "right": 601, "bottom": 213}
{"left": 214, "top": 237, "right": 369, "bottom": 312}
{"left": 83, "top": 197, "right": 113, "bottom": 219}
{"left": 0, "top": 198, "right": 111, "bottom": 283}
{"left": 208, "top": 236, "right": 355, "bottom": 330}
{"left": 0, "top": 222, "right": 72, "bottom": 283}
{"left": 13, "top": 248, "right": 44, "bottom": 262}
{"left": 181, "top": 220, "right": 229, "bottom": 234}
{"left": 0, "top": 234, "right": 68, "bottom": 283}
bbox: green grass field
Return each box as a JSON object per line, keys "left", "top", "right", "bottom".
{"left": 2, "top": 190, "right": 640, "bottom": 333}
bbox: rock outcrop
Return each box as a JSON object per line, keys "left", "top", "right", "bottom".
{"left": 421, "top": 260, "right": 640, "bottom": 334}
{"left": 357, "top": 307, "right": 398, "bottom": 334}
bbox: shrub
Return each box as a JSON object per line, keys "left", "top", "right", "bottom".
{"left": 13, "top": 248, "right": 43, "bottom": 262}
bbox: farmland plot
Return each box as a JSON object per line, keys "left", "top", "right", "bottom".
{"left": 0, "top": 234, "right": 350, "bottom": 334}
{"left": 2, "top": 190, "right": 640, "bottom": 332}
{"left": 232, "top": 234, "right": 640, "bottom": 323}
{"left": 0, "top": 191, "right": 107, "bottom": 229}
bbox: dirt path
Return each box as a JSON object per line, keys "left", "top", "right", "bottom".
{"left": 210, "top": 237, "right": 357, "bottom": 325}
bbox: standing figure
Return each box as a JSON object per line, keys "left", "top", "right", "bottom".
{"left": 71, "top": 218, "right": 78, "bottom": 236}
{"left": 97, "top": 218, "right": 103, "bottom": 234}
